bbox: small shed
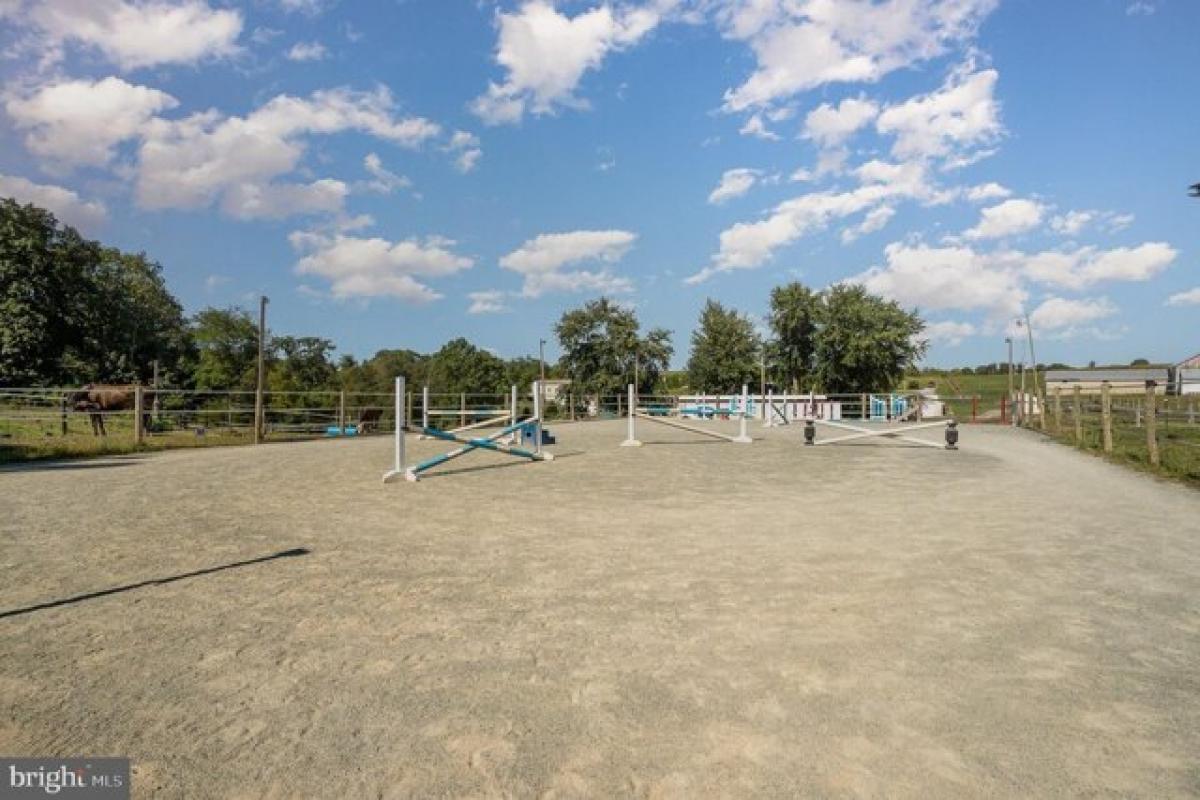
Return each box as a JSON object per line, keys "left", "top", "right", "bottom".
{"left": 1175, "top": 353, "right": 1200, "bottom": 395}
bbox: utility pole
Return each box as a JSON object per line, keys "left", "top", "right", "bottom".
{"left": 538, "top": 339, "right": 546, "bottom": 383}
{"left": 1006, "top": 336, "right": 1014, "bottom": 427}
{"left": 1024, "top": 312, "right": 1043, "bottom": 428}
{"left": 760, "top": 350, "right": 767, "bottom": 398}
{"left": 254, "top": 295, "right": 269, "bottom": 445}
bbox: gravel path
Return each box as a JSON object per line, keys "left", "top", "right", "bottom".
{"left": 1, "top": 420, "right": 1198, "bottom": 798}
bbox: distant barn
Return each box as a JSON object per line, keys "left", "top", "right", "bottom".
{"left": 1045, "top": 368, "right": 1170, "bottom": 396}
{"left": 1175, "top": 353, "right": 1200, "bottom": 395}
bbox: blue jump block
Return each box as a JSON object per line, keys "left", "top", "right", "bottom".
{"left": 521, "top": 426, "right": 555, "bottom": 447}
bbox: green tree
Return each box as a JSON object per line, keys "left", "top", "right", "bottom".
{"left": 686, "top": 299, "right": 760, "bottom": 392}
{"left": 0, "top": 199, "right": 193, "bottom": 386}
{"left": 424, "top": 338, "right": 507, "bottom": 394}
{"left": 555, "top": 297, "right": 672, "bottom": 395}
{"left": 271, "top": 336, "right": 337, "bottom": 392}
{"left": 813, "top": 284, "right": 926, "bottom": 393}
{"left": 70, "top": 249, "right": 193, "bottom": 385}
{"left": 767, "top": 282, "right": 820, "bottom": 392}
{"left": 505, "top": 356, "right": 543, "bottom": 390}
{"left": 192, "top": 307, "right": 261, "bottom": 391}
{"left": 0, "top": 201, "right": 84, "bottom": 385}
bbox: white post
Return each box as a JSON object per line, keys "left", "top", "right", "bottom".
{"left": 763, "top": 388, "right": 773, "bottom": 428}
{"left": 734, "top": 383, "right": 752, "bottom": 443}
{"left": 422, "top": 385, "right": 430, "bottom": 431}
{"left": 382, "top": 376, "right": 407, "bottom": 483}
{"left": 533, "top": 380, "right": 543, "bottom": 456}
{"left": 509, "top": 383, "right": 519, "bottom": 443}
{"left": 621, "top": 382, "right": 641, "bottom": 446}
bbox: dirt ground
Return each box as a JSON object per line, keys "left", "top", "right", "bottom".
{"left": 2, "top": 419, "right": 1198, "bottom": 798}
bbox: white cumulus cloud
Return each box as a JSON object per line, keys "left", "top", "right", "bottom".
{"left": 1029, "top": 296, "right": 1118, "bottom": 334}
{"left": 1022, "top": 242, "right": 1177, "bottom": 290}
{"left": 472, "top": 0, "right": 666, "bottom": 125}
{"left": 720, "top": 0, "right": 998, "bottom": 111}
{"left": 135, "top": 86, "right": 439, "bottom": 216}
{"left": 0, "top": 173, "right": 107, "bottom": 231}
{"left": 964, "top": 198, "right": 1045, "bottom": 240}
{"left": 708, "top": 168, "right": 760, "bottom": 204}
{"left": 286, "top": 41, "right": 328, "bottom": 61}
{"left": 966, "top": 182, "right": 1010, "bottom": 202}
{"left": 468, "top": 290, "right": 511, "bottom": 314}
{"left": 1166, "top": 287, "right": 1200, "bottom": 307}
{"left": 5, "top": 76, "right": 178, "bottom": 169}
{"left": 500, "top": 229, "right": 636, "bottom": 297}
{"left": 876, "top": 64, "right": 1002, "bottom": 165}
{"left": 852, "top": 241, "right": 1027, "bottom": 321}
{"left": 924, "top": 320, "right": 976, "bottom": 346}
{"left": 290, "top": 230, "right": 472, "bottom": 302}
{"left": 690, "top": 159, "right": 950, "bottom": 282}
{"left": 802, "top": 96, "right": 878, "bottom": 148}
{"left": 24, "top": 0, "right": 243, "bottom": 70}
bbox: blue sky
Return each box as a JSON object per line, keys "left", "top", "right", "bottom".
{"left": 1, "top": 0, "right": 1196, "bottom": 369}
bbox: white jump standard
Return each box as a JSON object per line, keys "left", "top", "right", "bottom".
{"left": 803, "top": 418, "right": 959, "bottom": 450}
{"left": 383, "top": 378, "right": 553, "bottom": 483}
{"left": 622, "top": 383, "right": 753, "bottom": 446}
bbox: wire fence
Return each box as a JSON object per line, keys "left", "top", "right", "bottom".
{"left": 1029, "top": 379, "right": 1200, "bottom": 485}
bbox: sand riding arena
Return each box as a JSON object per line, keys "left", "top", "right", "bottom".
{"left": 2, "top": 418, "right": 1199, "bottom": 797}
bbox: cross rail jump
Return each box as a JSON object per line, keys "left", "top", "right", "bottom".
{"left": 804, "top": 418, "right": 959, "bottom": 450}
{"left": 621, "top": 383, "right": 753, "bottom": 446}
{"left": 419, "top": 385, "right": 518, "bottom": 441}
{"left": 383, "top": 378, "right": 553, "bottom": 483}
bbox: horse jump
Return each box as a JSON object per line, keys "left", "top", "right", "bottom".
{"left": 805, "top": 418, "right": 959, "bottom": 449}
{"left": 419, "top": 385, "right": 518, "bottom": 440}
{"left": 383, "top": 378, "right": 553, "bottom": 484}
{"left": 621, "top": 383, "right": 753, "bottom": 446}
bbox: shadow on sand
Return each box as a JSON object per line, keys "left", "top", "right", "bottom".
{"left": 0, "top": 547, "right": 311, "bottom": 620}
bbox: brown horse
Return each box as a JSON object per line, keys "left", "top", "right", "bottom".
{"left": 69, "top": 385, "right": 155, "bottom": 436}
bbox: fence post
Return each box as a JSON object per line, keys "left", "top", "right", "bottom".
{"left": 460, "top": 392, "right": 466, "bottom": 429}
{"left": 338, "top": 390, "right": 345, "bottom": 432}
{"left": 134, "top": 385, "right": 145, "bottom": 445}
{"left": 1101, "top": 381, "right": 1113, "bottom": 454}
{"left": 60, "top": 395, "right": 68, "bottom": 436}
{"left": 569, "top": 392, "right": 575, "bottom": 422}
{"left": 971, "top": 395, "right": 978, "bottom": 423}
{"left": 1000, "top": 395, "right": 1007, "bottom": 424}
{"left": 405, "top": 390, "right": 412, "bottom": 431}
{"left": 1146, "top": 381, "right": 1160, "bottom": 467}
{"left": 860, "top": 393, "right": 867, "bottom": 421}
{"left": 1052, "top": 388, "right": 1062, "bottom": 433}
{"left": 1080, "top": 386, "right": 1089, "bottom": 443}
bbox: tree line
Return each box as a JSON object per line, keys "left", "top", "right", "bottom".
{"left": 2, "top": 198, "right": 929, "bottom": 397}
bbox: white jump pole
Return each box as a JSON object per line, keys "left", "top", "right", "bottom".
{"left": 621, "top": 382, "right": 641, "bottom": 447}
{"left": 509, "top": 383, "right": 518, "bottom": 444}
{"left": 533, "top": 380, "right": 543, "bottom": 456}
{"left": 734, "top": 383, "right": 752, "bottom": 443}
{"left": 382, "top": 376, "right": 406, "bottom": 483}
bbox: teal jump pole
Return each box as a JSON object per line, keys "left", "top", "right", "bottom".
{"left": 405, "top": 417, "right": 553, "bottom": 482}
